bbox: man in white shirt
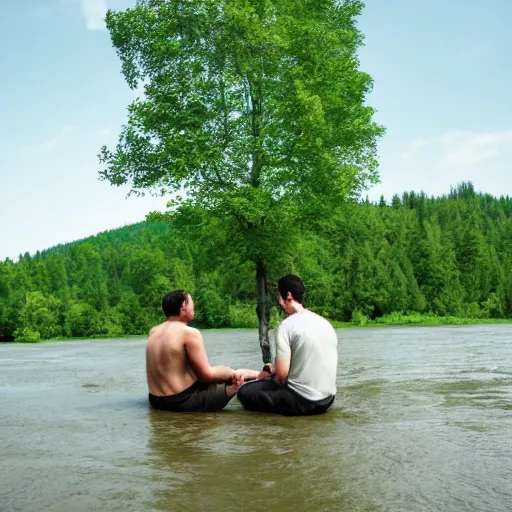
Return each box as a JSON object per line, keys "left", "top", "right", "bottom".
{"left": 237, "top": 275, "right": 338, "bottom": 416}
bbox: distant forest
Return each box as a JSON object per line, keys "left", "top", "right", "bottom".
{"left": 1, "top": 182, "right": 512, "bottom": 341}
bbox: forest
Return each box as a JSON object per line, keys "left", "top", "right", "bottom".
{"left": 1, "top": 182, "right": 511, "bottom": 342}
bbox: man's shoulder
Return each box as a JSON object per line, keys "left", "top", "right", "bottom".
{"left": 148, "top": 322, "right": 200, "bottom": 341}
{"left": 310, "top": 312, "right": 338, "bottom": 339}
{"left": 279, "top": 314, "right": 297, "bottom": 332}
{"left": 283, "top": 309, "right": 326, "bottom": 325}
{"left": 279, "top": 310, "right": 319, "bottom": 333}
{"left": 310, "top": 311, "right": 335, "bottom": 329}
{"left": 304, "top": 309, "right": 332, "bottom": 323}
{"left": 183, "top": 325, "right": 202, "bottom": 342}
{"left": 289, "top": 310, "right": 337, "bottom": 337}
{"left": 148, "top": 322, "right": 165, "bottom": 339}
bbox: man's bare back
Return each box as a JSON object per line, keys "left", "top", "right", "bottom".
{"left": 146, "top": 321, "right": 198, "bottom": 396}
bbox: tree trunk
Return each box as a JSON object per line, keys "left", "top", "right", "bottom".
{"left": 256, "top": 260, "right": 272, "bottom": 363}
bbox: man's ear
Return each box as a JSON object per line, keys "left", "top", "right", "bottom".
{"left": 286, "top": 291, "right": 293, "bottom": 302}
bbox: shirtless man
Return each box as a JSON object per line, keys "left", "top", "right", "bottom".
{"left": 146, "top": 289, "right": 259, "bottom": 412}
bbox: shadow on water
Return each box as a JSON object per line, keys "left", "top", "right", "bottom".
{"left": 145, "top": 405, "right": 377, "bottom": 512}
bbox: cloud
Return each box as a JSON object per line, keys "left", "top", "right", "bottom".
{"left": 369, "top": 129, "right": 512, "bottom": 201}
{"left": 25, "top": 137, "right": 62, "bottom": 153}
{"left": 24, "top": 126, "right": 77, "bottom": 154}
{"left": 82, "top": 0, "right": 107, "bottom": 30}
{"left": 406, "top": 130, "right": 512, "bottom": 169}
{"left": 442, "top": 131, "right": 512, "bottom": 168}
{"left": 398, "top": 139, "right": 426, "bottom": 161}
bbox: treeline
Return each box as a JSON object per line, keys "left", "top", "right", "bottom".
{"left": 1, "top": 182, "right": 512, "bottom": 341}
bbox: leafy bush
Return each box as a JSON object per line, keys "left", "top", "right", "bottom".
{"left": 14, "top": 328, "right": 41, "bottom": 343}
{"left": 229, "top": 303, "right": 258, "bottom": 328}
{"left": 351, "top": 310, "right": 369, "bottom": 326}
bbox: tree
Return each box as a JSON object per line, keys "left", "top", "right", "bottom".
{"left": 100, "top": 0, "right": 383, "bottom": 361}
{"left": 64, "top": 301, "right": 105, "bottom": 338}
{"left": 0, "top": 260, "right": 15, "bottom": 339}
{"left": 412, "top": 218, "right": 464, "bottom": 315}
{"left": 15, "top": 291, "right": 63, "bottom": 340}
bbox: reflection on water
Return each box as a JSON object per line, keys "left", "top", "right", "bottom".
{"left": 1, "top": 325, "right": 512, "bottom": 511}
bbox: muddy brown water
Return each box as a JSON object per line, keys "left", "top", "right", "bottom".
{"left": 1, "top": 325, "right": 512, "bottom": 511}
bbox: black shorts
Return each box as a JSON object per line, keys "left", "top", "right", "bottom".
{"left": 237, "top": 379, "right": 335, "bottom": 416}
{"left": 149, "top": 381, "right": 231, "bottom": 412}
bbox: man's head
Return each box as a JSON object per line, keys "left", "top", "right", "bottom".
{"left": 162, "top": 290, "right": 194, "bottom": 322}
{"left": 277, "top": 274, "right": 305, "bottom": 314}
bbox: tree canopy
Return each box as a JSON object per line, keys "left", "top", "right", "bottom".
{"left": 99, "top": 0, "right": 384, "bottom": 360}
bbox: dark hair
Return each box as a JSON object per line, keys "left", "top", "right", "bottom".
{"left": 277, "top": 275, "right": 305, "bottom": 304}
{"left": 162, "top": 290, "right": 190, "bottom": 317}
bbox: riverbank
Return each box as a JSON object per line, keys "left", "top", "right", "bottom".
{"left": 3, "top": 312, "right": 512, "bottom": 343}
{"left": 329, "top": 312, "right": 512, "bottom": 328}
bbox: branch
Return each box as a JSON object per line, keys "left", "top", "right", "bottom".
{"left": 219, "top": 77, "right": 230, "bottom": 148}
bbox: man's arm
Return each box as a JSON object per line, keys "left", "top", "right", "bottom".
{"left": 234, "top": 368, "right": 261, "bottom": 381}
{"left": 274, "top": 358, "right": 290, "bottom": 384}
{"left": 185, "top": 330, "right": 234, "bottom": 383}
{"left": 274, "top": 325, "right": 291, "bottom": 385}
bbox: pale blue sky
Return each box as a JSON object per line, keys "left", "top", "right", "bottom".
{"left": 1, "top": 0, "right": 511, "bottom": 261}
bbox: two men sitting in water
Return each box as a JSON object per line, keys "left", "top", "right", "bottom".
{"left": 146, "top": 275, "right": 338, "bottom": 416}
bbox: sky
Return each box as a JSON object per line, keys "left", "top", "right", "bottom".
{"left": 1, "top": 0, "right": 511, "bottom": 261}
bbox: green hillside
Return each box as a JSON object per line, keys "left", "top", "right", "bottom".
{"left": 2, "top": 182, "right": 512, "bottom": 342}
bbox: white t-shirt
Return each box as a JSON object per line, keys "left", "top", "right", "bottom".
{"left": 276, "top": 309, "right": 338, "bottom": 401}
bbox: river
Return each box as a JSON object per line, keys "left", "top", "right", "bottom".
{"left": 1, "top": 325, "right": 512, "bottom": 511}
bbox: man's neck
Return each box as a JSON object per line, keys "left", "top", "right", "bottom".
{"left": 167, "top": 316, "right": 188, "bottom": 324}
{"left": 288, "top": 302, "right": 306, "bottom": 315}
